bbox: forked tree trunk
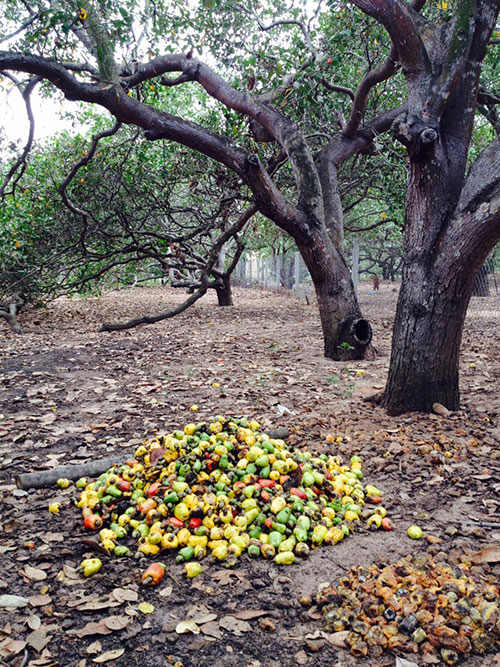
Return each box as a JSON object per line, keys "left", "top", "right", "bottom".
{"left": 214, "top": 273, "right": 233, "bottom": 306}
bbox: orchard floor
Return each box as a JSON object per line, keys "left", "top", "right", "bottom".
{"left": 1, "top": 282, "right": 499, "bottom": 667}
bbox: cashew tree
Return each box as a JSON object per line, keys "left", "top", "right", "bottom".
{"left": 351, "top": 0, "right": 500, "bottom": 413}
{"left": 0, "top": 0, "right": 406, "bottom": 359}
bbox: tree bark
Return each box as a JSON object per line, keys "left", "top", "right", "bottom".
{"left": 383, "top": 140, "right": 500, "bottom": 414}
{"left": 371, "top": 0, "right": 500, "bottom": 415}
{"left": 383, "top": 272, "right": 467, "bottom": 415}
{"left": 0, "top": 294, "right": 26, "bottom": 334}
{"left": 382, "top": 134, "right": 468, "bottom": 414}
{"left": 297, "top": 227, "right": 372, "bottom": 360}
{"left": 214, "top": 273, "right": 233, "bottom": 306}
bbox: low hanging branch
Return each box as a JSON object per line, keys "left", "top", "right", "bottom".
{"left": 98, "top": 205, "right": 258, "bottom": 332}
{"left": 98, "top": 282, "right": 209, "bottom": 332}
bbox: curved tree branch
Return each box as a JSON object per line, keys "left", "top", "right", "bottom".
{"left": 0, "top": 75, "right": 40, "bottom": 197}
{"left": 350, "top": 0, "right": 431, "bottom": 88}
{"left": 59, "top": 120, "right": 123, "bottom": 218}
{"left": 318, "top": 78, "right": 355, "bottom": 100}
{"left": 98, "top": 202, "right": 258, "bottom": 332}
{"left": 343, "top": 45, "right": 399, "bottom": 138}
{"left": 98, "top": 283, "right": 209, "bottom": 332}
{"left": 122, "top": 54, "right": 323, "bottom": 219}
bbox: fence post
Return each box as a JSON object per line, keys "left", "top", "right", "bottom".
{"left": 351, "top": 237, "right": 360, "bottom": 294}
{"left": 294, "top": 252, "right": 300, "bottom": 296}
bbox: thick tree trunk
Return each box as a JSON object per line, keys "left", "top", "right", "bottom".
{"left": 382, "top": 136, "right": 467, "bottom": 414}
{"left": 297, "top": 228, "right": 372, "bottom": 360}
{"left": 383, "top": 270, "right": 469, "bottom": 415}
{"left": 215, "top": 273, "right": 233, "bottom": 306}
{"left": 382, "top": 147, "right": 496, "bottom": 414}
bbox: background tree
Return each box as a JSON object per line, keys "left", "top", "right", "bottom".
{"left": 0, "top": 119, "right": 255, "bottom": 331}
{"left": 1, "top": 0, "right": 406, "bottom": 359}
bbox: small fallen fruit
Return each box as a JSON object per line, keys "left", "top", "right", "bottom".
{"left": 185, "top": 562, "right": 202, "bottom": 578}
{"left": 141, "top": 562, "right": 166, "bottom": 586}
{"left": 80, "top": 558, "right": 102, "bottom": 577}
{"left": 381, "top": 517, "right": 393, "bottom": 531}
{"left": 83, "top": 513, "right": 103, "bottom": 530}
{"left": 407, "top": 524, "right": 423, "bottom": 540}
{"left": 57, "top": 478, "right": 71, "bottom": 488}
{"left": 48, "top": 502, "right": 61, "bottom": 514}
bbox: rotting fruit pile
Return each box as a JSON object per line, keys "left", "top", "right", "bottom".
{"left": 74, "top": 416, "right": 390, "bottom": 576}
{"left": 315, "top": 552, "right": 500, "bottom": 664}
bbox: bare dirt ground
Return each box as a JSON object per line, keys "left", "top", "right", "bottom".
{"left": 0, "top": 282, "right": 499, "bottom": 667}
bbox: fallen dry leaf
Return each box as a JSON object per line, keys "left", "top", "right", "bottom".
{"left": 1, "top": 638, "right": 27, "bottom": 655}
{"left": 28, "top": 595, "right": 52, "bottom": 607}
{"left": 295, "top": 650, "right": 308, "bottom": 665}
{"left": 27, "top": 614, "right": 42, "bottom": 630}
{"left": 396, "top": 658, "right": 419, "bottom": 667}
{"left": 87, "top": 640, "right": 102, "bottom": 655}
{"left": 469, "top": 546, "right": 500, "bottom": 564}
{"left": 21, "top": 565, "right": 47, "bottom": 581}
{"left": 199, "top": 621, "right": 222, "bottom": 640}
{"left": 24, "top": 649, "right": 56, "bottom": 667}
{"left": 26, "top": 628, "right": 51, "bottom": 652}
{"left": 211, "top": 570, "right": 247, "bottom": 586}
{"left": 111, "top": 588, "right": 138, "bottom": 603}
{"left": 103, "top": 616, "right": 130, "bottom": 631}
{"left": 72, "top": 621, "right": 113, "bottom": 638}
{"left": 325, "top": 630, "right": 349, "bottom": 648}
{"left": 76, "top": 596, "right": 121, "bottom": 612}
{"left": 189, "top": 613, "right": 217, "bottom": 625}
{"left": 92, "top": 648, "right": 125, "bottom": 663}
{"left": 158, "top": 586, "right": 172, "bottom": 598}
{"left": 219, "top": 615, "right": 252, "bottom": 636}
{"left": 432, "top": 402, "right": 450, "bottom": 417}
{"left": 176, "top": 620, "right": 200, "bottom": 635}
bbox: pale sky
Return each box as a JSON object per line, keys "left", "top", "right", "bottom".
{"left": 1, "top": 85, "right": 78, "bottom": 155}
